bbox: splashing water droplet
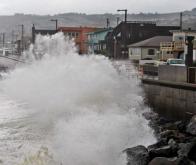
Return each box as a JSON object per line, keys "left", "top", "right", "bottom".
{"left": 0, "top": 32, "right": 156, "bottom": 165}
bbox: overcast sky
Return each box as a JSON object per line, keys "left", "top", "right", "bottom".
{"left": 0, "top": 0, "right": 195, "bottom": 15}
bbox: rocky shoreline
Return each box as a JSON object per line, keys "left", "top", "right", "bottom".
{"left": 124, "top": 111, "right": 196, "bottom": 165}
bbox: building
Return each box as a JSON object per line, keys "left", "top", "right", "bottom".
{"left": 105, "top": 21, "right": 179, "bottom": 59}
{"left": 160, "top": 30, "right": 196, "bottom": 60}
{"left": 58, "top": 26, "right": 98, "bottom": 54}
{"left": 128, "top": 36, "right": 173, "bottom": 61}
{"left": 87, "top": 28, "right": 113, "bottom": 54}
{"left": 32, "top": 24, "right": 57, "bottom": 43}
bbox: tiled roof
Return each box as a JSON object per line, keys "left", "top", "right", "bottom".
{"left": 128, "top": 36, "right": 172, "bottom": 48}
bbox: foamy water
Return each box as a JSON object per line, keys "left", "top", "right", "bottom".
{"left": 0, "top": 33, "right": 156, "bottom": 165}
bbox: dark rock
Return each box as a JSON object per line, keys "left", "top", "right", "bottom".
{"left": 148, "top": 140, "right": 168, "bottom": 151}
{"left": 148, "top": 157, "right": 196, "bottom": 165}
{"left": 148, "top": 157, "right": 179, "bottom": 165}
{"left": 157, "top": 117, "right": 172, "bottom": 125}
{"left": 173, "top": 133, "right": 187, "bottom": 143}
{"left": 186, "top": 115, "right": 196, "bottom": 135}
{"left": 160, "top": 130, "right": 177, "bottom": 139}
{"left": 177, "top": 139, "right": 196, "bottom": 163}
{"left": 178, "top": 143, "right": 193, "bottom": 157}
{"left": 188, "top": 139, "right": 196, "bottom": 162}
{"left": 189, "top": 145, "right": 196, "bottom": 162}
{"left": 124, "top": 145, "right": 149, "bottom": 165}
{"left": 178, "top": 156, "right": 196, "bottom": 165}
{"left": 168, "top": 139, "right": 177, "bottom": 148}
{"left": 168, "top": 139, "right": 178, "bottom": 153}
{"left": 162, "top": 122, "right": 178, "bottom": 131}
{"left": 175, "top": 120, "right": 189, "bottom": 133}
{"left": 143, "top": 111, "right": 159, "bottom": 121}
{"left": 160, "top": 130, "right": 187, "bottom": 142}
{"left": 148, "top": 145, "right": 177, "bottom": 158}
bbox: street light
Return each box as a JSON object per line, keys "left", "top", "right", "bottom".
{"left": 117, "top": 9, "right": 127, "bottom": 23}
{"left": 0, "top": 33, "right": 5, "bottom": 48}
{"left": 50, "top": 19, "right": 58, "bottom": 31}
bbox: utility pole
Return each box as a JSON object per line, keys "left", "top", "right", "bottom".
{"left": 180, "top": 12, "right": 183, "bottom": 31}
{"left": 18, "top": 24, "right": 24, "bottom": 55}
{"left": 117, "top": 9, "right": 127, "bottom": 23}
{"left": 106, "top": 18, "right": 110, "bottom": 29}
{"left": 21, "top": 24, "right": 24, "bottom": 53}
{"left": 11, "top": 30, "right": 14, "bottom": 55}
{"left": 50, "top": 19, "right": 58, "bottom": 31}
{"left": 2, "top": 33, "right": 5, "bottom": 48}
{"left": 0, "top": 33, "right": 6, "bottom": 48}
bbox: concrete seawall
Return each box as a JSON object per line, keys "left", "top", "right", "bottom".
{"left": 142, "top": 79, "right": 196, "bottom": 119}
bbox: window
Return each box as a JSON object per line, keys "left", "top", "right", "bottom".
{"left": 174, "top": 35, "right": 184, "bottom": 42}
{"left": 72, "top": 32, "right": 75, "bottom": 37}
{"left": 129, "top": 48, "right": 141, "bottom": 55}
{"left": 148, "top": 49, "right": 155, "bottom": 55}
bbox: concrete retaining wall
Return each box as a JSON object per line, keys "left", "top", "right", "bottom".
{"left": 159, "top": 65, "right": 187, "bottom": 83}
{"left": 143, "top": 79, "right": 196, "bottom": 119}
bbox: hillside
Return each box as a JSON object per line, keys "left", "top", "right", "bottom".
{"left": 0, "top": 8, "right": 196, "bottom": 41}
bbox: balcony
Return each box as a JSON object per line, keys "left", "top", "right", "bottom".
{"left": 160, "top": 41, "right": 185, "bottom": 52}
{"left": 173, "top": 41, "right": 184, "bottom": 51}
{"left": 160, "top": 42, "right": 173, "bottom": 51}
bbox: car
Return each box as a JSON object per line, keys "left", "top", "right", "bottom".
{"left": 166, "top": 58, "right": 185, "bottom": 66}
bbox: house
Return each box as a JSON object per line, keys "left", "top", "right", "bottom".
{"left": 160, "top": 30, "right": 196, "bottom": 61}
{"left": 58, "top": 26, "right": 98, "bottom": 54}
{"left": 87, "top": 28, "right": 112, "bottom": 54}
{"left": 128, "top": 36, "right": 172, "bottom": 61}
{"left": 105, "top": 21, "right": 179, "bottom": 59}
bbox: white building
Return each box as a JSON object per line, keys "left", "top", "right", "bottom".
{"left": 160, "top": 30, "right": 196, "bottom": 61}
{"left": 128, "top": 36, "right": 173, "bottom": 61}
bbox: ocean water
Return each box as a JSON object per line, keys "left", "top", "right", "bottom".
{"left": 0, "top": 33, "right": 156, "bottom": 165}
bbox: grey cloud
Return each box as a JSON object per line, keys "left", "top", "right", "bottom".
{"left": 0, "top": 0, "right": 195, "bottom": 15}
